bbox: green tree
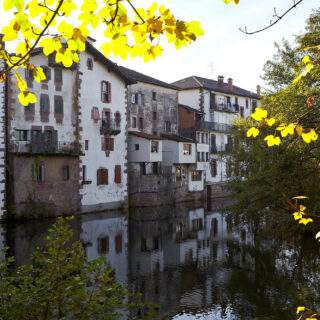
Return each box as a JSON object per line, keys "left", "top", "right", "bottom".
{"left": 0, "top": 217, "right": 151, "bottom": 320}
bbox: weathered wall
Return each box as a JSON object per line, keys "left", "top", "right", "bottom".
{"left": 178, "top": 106, "right": 196, "bottom": 130}
{"left": 9, "top": 155, "right": 80, "bottom": 217}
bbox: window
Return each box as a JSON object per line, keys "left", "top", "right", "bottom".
{"left": 152, "top": 162, "right": 159, "bottom": 175}
{"left": 140, "top": 162, "right": 146, "bottom": 175}
{"left": 235, "top": 97, "right": 238, "bottom": 105}
{"left": 197, "top": 152, "right": 201, "bottom": 162}
{"left": 191, "top": 170, "right": 202, "bottom": 181}
{"left": 206, "top": 152, "right": 209, "bottom": 161}
{"left": 135, "top": 144, "right": 139, "bottom": 151}
{"left": 44, "top": 130, "right": 53, "bottom": 144}
{"left": 114, "top": 111, "right": 121, "bottom": 127}
{"left": 25, "top": 103, "right": 35, "bottom": 113}
{"left": 62, "top": 165, "right": 70, "bottom": 181}
{"left": 101, "top": 136, "right": 114, "bottom": 151}
{"left": 138, "top": 117, "right": 143, "bottom": 130}
{"left": 97, "top": 168, "right": 108, "bottom": 185}
{"left": 91, "top": 107, "right": 100, "bottom": 122}
{"left": 40, "top": 94, "right": 50, "bottom": 113}
{"left": 97, "top": 236, "right": 109, "bottom": 255}
{"left": 82, "top": 165, "right": 87, "bottom": 182}
{"left": 252, "top": 100, "right": 257, "bottom": 112}
{"left": 85, "top": 140, "right": 89, "bottom": 151}
{"left": 152, "top": 91, "right": 157, "bottom": 101}
{"left": 132, "top": 117, "right": 137, "bottom": 128}
{"left": 192, "top": 218, "right": 203, "bottom": 231}
{"left": 114, "top": 165, "right": 121, "bottom": 184}
{"left": 211, "top": 218, "right": 218, "bottom": 237}
{"left": 211, "top": 134, "right": 217, "bottom": 153}
{"left": 210, "top": 160, "right": 217, "bottom": 177}
{"left": 131, "top": 93, "right": 138, "bottom": 104}
{"left": 196, "top": 132, "right": 200, "bottom": 143}
{"left": 201, "top": 133, "right": 205, "bottom": 143}
{"left": 101, "top": 81, "right": 111, "bottom": 103}
{"left": 25, "top": 68, "right": 33, "bottom": 87}
{"left": 153, "top": 111, "right": 157, "bottom": 121}
{"left": 33, "top": 162, "right": 45, "bottom": 183}
{"left": 15, "top": 129, "right": 28, "bottom": 141}
{"left": 176, "top": 166, "right": 182, "bottom": 181}
{"left": 54, "top": 95, "right": 63, "bottom": 114}
{"left": 87, "top": 58, "right": 93, "bottom": 70}
{"left": 151, "top": 140, "right": 159, "bottom": 153}
{"left": 165, "top": 121, "right": 171, "bottom": 133}
{"left": 115, "top": 233, "right": 122, "bottom": 254}
{"left": 240, "top": 106, "right": 244, "bottom": 118}
{"left": 210, "top": 92, "right": 216, "bottom": 108}
{"left": 245, "top": 98, "right": 249, "bottom": 109}
{"left": 54, "top": 67, "right": 63, "bottom": 83}
{"left": 183, "top": 143, "right": 192, "bottom": 155}
{"left": 41, "top": 66, "right": 51, "bottom": 82}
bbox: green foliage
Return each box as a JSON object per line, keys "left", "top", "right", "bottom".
{"left": 0, "top": 217, "right": 150, "bottom": 320}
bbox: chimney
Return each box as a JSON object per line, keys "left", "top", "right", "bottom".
{"left": 256, "top": 85, "right": 261, "bottom": 96}
{"left": 218, "top": 75, "right": 224, "bottom": 85}
{"left": 228, "top": 78, "right": 233, "bottom": 90}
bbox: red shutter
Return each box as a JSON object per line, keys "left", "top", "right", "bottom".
{"left": 97, "top": 170, "right": 101, "bottom": 185}
{"left": 101, "top": 137, "right": 106, "bottom": 151}
{"left": 115, "top": 165, "right": 121, "bottom": 184}
{"left": 103, "top": 169, "right": 108, "bottom": 185}
{"left": 107, "top": 81, "right": 111, "bottom": 103}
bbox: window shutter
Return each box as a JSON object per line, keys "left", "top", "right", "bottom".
{"left": 101, "top": 81, "right": 104, "bottom": 102}
{"left": 101, "top": 137, "right": 106, "bottom": 151}
{"left": 107, "top": 82, "right": 111, "bottom": 103}
{"left": 115, "top": 165, "right": 121, "bottom": 184}
{"left": 97, "top": 170, "right": 101, "bottom": 185}
{"left": 102, "top": 169, "right": 108, "bottom": 185}
{"left": 109, "top": 138, "right": 114, "bottom": 151}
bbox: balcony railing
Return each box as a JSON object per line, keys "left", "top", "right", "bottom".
{"left": 100, "top": 119, "right": 121, "bottom": 136}
{"left": 200, "top": 121, "right": 232, "bottom": 133}
{"left": 10, "top": 140, "right": 81, "bottom": 155}
{"left": 210, "top": 102, "right": 239, "bottom": 113}
{"left": 210, "top": 143, "right": 233, "bottom": 154}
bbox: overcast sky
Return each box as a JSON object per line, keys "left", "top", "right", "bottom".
{"left": 106, "top": 0, "right": 319, "bottom": 92}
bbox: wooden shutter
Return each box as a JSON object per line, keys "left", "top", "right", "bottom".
{"left": 106, "top": 137, "right": 114, "bottom": 151}
{"left": 114, "top": 165, "right": 121, "bottom": 184}
{"left": 102, "top": 169, "right": 108, "bottom": 185}
{"left": 107, "top": 82, "right": 111, "bottom": 103}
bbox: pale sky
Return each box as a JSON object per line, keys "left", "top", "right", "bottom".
{"left": 107, "top": 0, "right": 319, "bottom": 93}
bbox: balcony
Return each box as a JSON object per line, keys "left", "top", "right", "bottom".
{"left": 211, "top": 102, "right": 239, "bottom": 113}
{"left": 210, "top": 143, "right": 233, "bottom": 154}
{"left": 10, "top": 140, "right": 82, "bottom": 156}
{"left": 200, "top": 121, "right": 232, "bottom": 133}
{"left": 100, "top": 119, "right": 121, "bottom": 136}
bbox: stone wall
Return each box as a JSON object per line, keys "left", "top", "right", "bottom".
{"left": 8, "top": 155, "right": 80, "bottom": 218}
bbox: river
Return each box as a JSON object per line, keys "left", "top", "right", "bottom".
{"left": 1, "top": 200, "right": 320, "bottom": 319}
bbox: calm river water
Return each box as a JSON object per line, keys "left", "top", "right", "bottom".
{"left": 1, "top": 200, "right": 320, "bottom": 319}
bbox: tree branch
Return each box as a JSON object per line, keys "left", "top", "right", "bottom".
{"left": 0, "top": 0, "right": 65, "bottom": 77}
{"left": 239, "top": 0, "right": 305, "bottom": 35}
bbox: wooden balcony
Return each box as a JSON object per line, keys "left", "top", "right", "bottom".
{"left": 100, "top": 119, "right": 121, "bottom": 136}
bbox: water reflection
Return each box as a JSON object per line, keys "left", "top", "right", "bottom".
{"left": 1, "top": 202, "right": 320, "bottom": 320}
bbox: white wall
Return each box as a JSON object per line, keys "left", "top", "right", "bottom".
{"left": 178, "top": 89, "right": 200, "bottom": 110}
{"left": 162, "top": 140, "right": 196, "bottom": 165}
{"left": 128, "top": 135, "right": 162, "bottom": 163}
{"left": 188, "top": 170, "right": 204, "bottom": 192}
{"left": 79, "top": 51, "right": 127, "bottom": 209}
{"left": 178, "top": 142, "right": 196, "bottom": 164}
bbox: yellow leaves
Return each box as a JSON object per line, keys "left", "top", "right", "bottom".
{"left": 33, "top": 67, "right": 46, "bottom": 82}
{"left": 18, "top": 91, "right": 37, "bottom": 106}
{"left": 15, "top": 74, "right": 27, "bottom": 91}
{"left": 276, "top": 123, "right": 295, "bottom": 138}
{"left": 4, "top": 0, "right": 24, "bottom": 11}
{"left": 292, "top": 204, "right": 314, "bottom": 226}
{"left": 302, "top": 129, "right": 318, "bottom": 143}
{"left": 297, "top": 306, "right": 306, "bottom": 314}
{"left": 264, "top": 135, "right": 281, "bottom": 147}
{"left": 299, "top": 218, "right": 313, "bottom": 225}
{"left": 58, "top": 21, "right": 74, "bottom": 40}
{"left": 223, "top": 0, "right": 240, "bottom": 4}
{"left": 266, "top": 118, "right": 275, "bottom": 127}
{"left": 246, "top": 127, "right": 260, "bottom": 138}
{"left": 251, "top": 107, "right": 268, "bottom": 121}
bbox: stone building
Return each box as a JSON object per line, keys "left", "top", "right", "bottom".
{"left": 2, "top": 40, "right": 133, "bottom": 218}
{"left": 173, "top": 75, "right": 260, "bottom": 194}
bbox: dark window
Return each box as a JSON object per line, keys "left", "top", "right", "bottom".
{"left": 40, "top": 94, "right": 50, "bottom": 113}
{"left": 62, "top": 165, "right": 70, "bottom": 181}
{"left": 101, "top": 81, "right": 111, "bottom": 103}
{"left": 25, "top": 103, "right": 35, "bottom": 113}
{"left": 41, "top": 66, "right": 51, "bottom": 82}
{"left": 235, "top": 97, "right": 238, "bottom": 105}
{"left": 152, "top": 91, "right": 157, "bottom": 101}
{"left": 138, "top": 117, "right": 143, "bottom": 130}
{"left": 44, "top": 130, "right": 53, "bottom": 144}
{"left": 152, "top": 162, "right": 159, "bottom": 175}
{"left": 153, "top": 111, "right": 157, "bottom": 121}
{"left": 54, "top": 95, "right": 63, "bottom": 114}
{"left": 176, "top": 166, "right": 182, "bottom": 181}
{"left": 85, "top": 140, "right": 89, "bottom": 151}
{"left": 97, "top": 236, "right": 109, "bottom": 254}
{"left": 210, "top": 159, "right": 217, "bottom": 177}
{"left": 114, "top": 111, "right": 121, "bottom": 127}
{"left": 87, "top": 58, "right": 93, "bottom": 70}
{"left": 15, "top": 129, "right": 28, "bottom": 141}
{"left": 33, "top": 162, "right": 45, "bottom": 182}
{"left": 97, "top": 168, "right": 108, "bottom": 185}
{"left": 211, "top": 134, "right": 217, "bottom": 153}
{"left": 135, "top": 144, "right": 139, "bottom": 151}
{"left": 197, "top": 152, "right": 201, "bottom": 162}
{"left": 211, "top": 218, "right": 218, "bottom": 237}
{"left": 115, "top": 233, "right": 122, "bottom": 254}
{"left": 191, "top": 170, "right": 202, "bottom": 181}
{"left": 82, "top": 165, "right": 87, "bottom": 182}
{"left": 210, "top": 92, "right": 216, "bottom": 108}
{"left": 54, "top": 67, "right": 63, "bottom": 83}
{"left": 240, "top": 106, "right": 244, "bottom": 118}
{"left": 132, "top": 117, "right": 137, "bottom": 128}
{"left": 140, "top": 162, "right": 146, "bottom": 175}
{"left": 165, "top": 121, "right": 171, "bottom": 133}
{"left": 114, "top": 165, "right": 121, "bottom": 184}
{"left": 246, "top": 98, "right": 249, "bottom": 109}
{"left": 151, "top": 140, "right": 159, "bottom": 153}
{"left": 183, "top": 143, "right": 192, "bottom": 155}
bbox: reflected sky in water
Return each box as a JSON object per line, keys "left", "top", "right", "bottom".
{"left": 1, "top": 200, "right": 320, "bottom": 320}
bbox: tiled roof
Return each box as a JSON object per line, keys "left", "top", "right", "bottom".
{"left": 118, "top": 66, "right": 179, "bottom": 90}
{"left": 129, "top": 131, "right": 163, "bottom": 140}
{"left": 178, "top": 104, "right": 203, "bottom": 114}
{"left": 172, "top": 76, "right": 260, "bottom": 99}
{"left": 161, "top": 133, "right": 195, "bottom": 143}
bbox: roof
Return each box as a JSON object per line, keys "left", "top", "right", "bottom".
{"left": 129, "top": 131, "right": 163, "bottom": 140}
{"left": 30, "top": 41, "right": 135, "bottom": 85}
{"left": 178, "top": 103, "right": 203, "bottom": 114}
{"left": 118, "top": 66, "right": 179, "bottom": 90}
{"left": 172, "top": 76, "right": 260, "bottom": 99}
{"left": 161, "top": 133, "right": 195, "bottom": 143}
